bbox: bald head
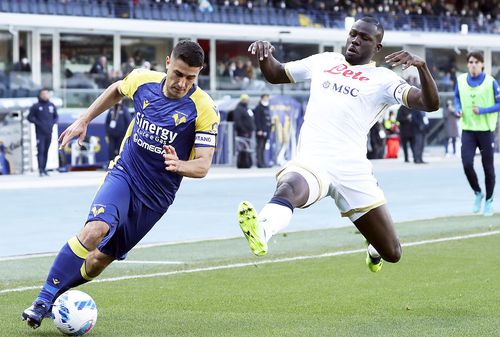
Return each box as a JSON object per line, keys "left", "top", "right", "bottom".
{"left": 344, "top": 17, "right": 385, "bottom": 65}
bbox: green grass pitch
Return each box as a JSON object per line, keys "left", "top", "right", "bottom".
{"left": 1, "top": 215, "right": 499, "bottom": 337}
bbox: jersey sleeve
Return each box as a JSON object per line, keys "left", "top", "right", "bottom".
{"left": 191, "top": 89, "right": 220, "bottom": 148}
{"left": 381, "top": 70, "right": 413, "bottom": 107}
{"left": 284, "top": 53, "right": 327, "bottom": 83}
{"left": 118, "top": 69, "right": 165, "bottom": 99}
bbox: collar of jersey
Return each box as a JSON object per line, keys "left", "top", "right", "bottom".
{"left": 345, "top": 60, "right": 376, "bottom": 67}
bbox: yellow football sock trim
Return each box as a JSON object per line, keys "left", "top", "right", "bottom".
{"left": 68, "top": 236, "right": 89, "bottom": 259}
{"left": 80, "top": 262, "right": 94, "bottom": 281}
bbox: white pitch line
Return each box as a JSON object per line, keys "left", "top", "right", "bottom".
{"left": 116, "top": 260, "right": 185, "bottom": 265}
{"left": 0, "top": 253, "right": 58, "bottom": 262}
{"left": 1, "top": 230, "right": 499, "bottom": 295}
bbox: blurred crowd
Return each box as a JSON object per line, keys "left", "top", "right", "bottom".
{"left": 135, "top": 0, "right": 500, "bottom": 19}
{"left": 216, "top": 58, "right": 269, "bottom": 90}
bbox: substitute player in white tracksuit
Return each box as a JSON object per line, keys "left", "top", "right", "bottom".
{"left": 238, "top": 16, "right": 440, "bottom": 272}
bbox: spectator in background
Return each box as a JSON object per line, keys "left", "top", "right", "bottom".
{"left": 109, "top": 69, "right": 124, "bottom": 84}
{"left": 443, "top": 99, "right": 460, "bottom": 157}
{"left": 122, "top": 57, "right": 136, "bottom": 76}
{"left": 105, "top": 101, "right": 131, "bottom": 162}
{"left": 245, "top": 60, "right": 255, "bottom": 80}
{"left": 89, "top": 56, "right": 109, "bottom": 88}
{"left": 234, "top": 94, "right": 255, "bottom": 138}
{"left": 441, "top": 71, "right": 453, "bottom": 92}
{"left": 233, "top": 93, "right": 255, "bottom": 168}
{"left": 367, "top": 117, "right": 385, "bottom": 160}
{"left": 396, "top": 104, "right": 415, "bottom": 163}
{"left": 199, "top": 0, "right": 213, "bottom": 12}
{"left": 384, "top": 110, "right": 400, "bottom": 159}
{"left": 0, "top": 141, "right": 11, "bottom": 175}
{"left": 253, "top": 94, "right": 272, "bottom": 168}
{"left": 411, "top": 108, "right": 428, "bottom": 164}
{"left": 234, "top": 59, "right": 247, "bottom": 83}
{"left": 225, "top": 61, "right": 237, "bottom": 80}
{"left": 90, "top": 55, "right": 108, "bottom": 75}
{"left": 12, "top": 57, "right": 32, "bottom": 72}
{"left": 455, "top": 50, "right": 500, "bottom": 216}
{"left": 28, "top": 89, "right": 58, "bottom": 177}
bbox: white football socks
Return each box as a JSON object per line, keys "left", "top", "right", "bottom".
{"left": 258, "top": 203, "right": 293, "bottom": 242}
{"left": 367, "top": 244, "right": 381, "bottom": 258}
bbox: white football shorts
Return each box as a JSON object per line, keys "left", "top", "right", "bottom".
{"left": 276, "top": 159, "right": 386, "bottom": 221}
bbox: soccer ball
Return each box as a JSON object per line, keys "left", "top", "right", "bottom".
{"left": 52, "top": 290, "right": 98, "bottom": 336}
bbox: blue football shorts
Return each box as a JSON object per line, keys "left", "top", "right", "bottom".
{"left": 86, "top": 169, "right": 166, "bottom": 260}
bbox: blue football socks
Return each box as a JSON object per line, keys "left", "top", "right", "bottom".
{"left": 36, "top": 236, "right": 93, "bottom": 304}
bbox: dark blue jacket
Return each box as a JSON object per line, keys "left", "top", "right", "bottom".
{"left": 253, "top": 102, "right": 272, "bottom": 135}
{"left": 411, "top": 109, "right": 428, "bottom": 133}
{"left": 105, "top": 104, "right": 132, "bottom": 138}
{"left": 28, "top": 98, "right": 58, "bottom": 137}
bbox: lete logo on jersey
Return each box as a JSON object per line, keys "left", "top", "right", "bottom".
{"left": 324, "top": 64, "right": 370, "bottom": 81}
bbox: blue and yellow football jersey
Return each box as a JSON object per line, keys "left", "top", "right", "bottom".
{"left": 112, "top": 69, "right": 219, "bottom": 212}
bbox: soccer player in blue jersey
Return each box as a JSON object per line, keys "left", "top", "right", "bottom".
{"left": 22, "top": 40, "right": 220, "bottom": 329}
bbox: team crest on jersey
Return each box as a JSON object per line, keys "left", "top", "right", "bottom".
{"left": 210, "top": 122, "right": 219, "bottom": 134}
{"left": 91, "top": 205, "right": 105, "bottom": 217}
{"left": 143, "top": 99, "right": 150, "bottom": 110}
{"left": 173, "top": 111, "right": 187, "bottom": 126}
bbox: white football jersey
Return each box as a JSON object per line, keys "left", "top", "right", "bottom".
{"left": 285, "top": 52, "right": 412, "bottom": 171}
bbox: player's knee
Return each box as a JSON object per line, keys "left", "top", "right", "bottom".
{"left": 79, "top": 221, "right": 109, "bottom": 250}
{"left": 275, "top": 175, "right": 309, "bottom": 206}
{"left": 383, "top": 243, "right": 402, "bottom": 263}
{"left": 276, "top": 180, "right": 295, "bottom": 198}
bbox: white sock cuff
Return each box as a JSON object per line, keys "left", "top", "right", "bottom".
{"left": 367, "top": 244, "right": 380, "bottom": 258}
{"left": 259, "top": 203, "right": 293, "bottom": 240}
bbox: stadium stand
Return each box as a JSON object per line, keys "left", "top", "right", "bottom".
{"left": 0, "top": 0, "right": 497, "bottom": 102}
{"left": 0, "top": 0, "right": 498, "bottom": 33}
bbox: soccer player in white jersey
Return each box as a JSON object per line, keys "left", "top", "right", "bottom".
{"left": 238, "top": 17, "right": 439, "bottom": 272}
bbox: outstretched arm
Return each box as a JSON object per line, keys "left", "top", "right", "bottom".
{"left": 248, "top": 41, "right": 291, "bottom": 84}
{"left": 59, "top": 81, "right": 124, "bottom": 149}
{"left": 385, "top": 50, "right": 440, "bottom": 112}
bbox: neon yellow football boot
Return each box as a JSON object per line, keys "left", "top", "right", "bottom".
{"left": 366, "top": 252, "right": 383, "bottom": 273}
{"left": 238, "top": 201, "right": 267, "bottom": 256}
{"left": 366, "top": 243, "right": 383, "bottom": 273}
